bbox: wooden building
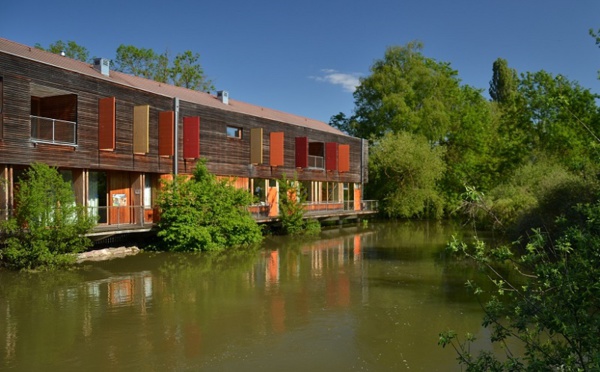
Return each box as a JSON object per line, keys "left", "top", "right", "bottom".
{"left": 0, "top": 37, "right": 369, "bottom": 231}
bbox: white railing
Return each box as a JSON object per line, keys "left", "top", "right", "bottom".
{"left": 308, "top": 155, "right": 324, "bottom": 169}
{"left": 87, "top": 205, "right": 151, "bottom": 228}
{"left": 30, "top": 115, "right": 77, "bottom": 146}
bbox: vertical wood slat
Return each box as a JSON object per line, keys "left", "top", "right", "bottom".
{"left": 295, "top": 137, "right": 308, "bottom": 168}
{"left": 98, "top": 97, "right": 115, "bottom": 150}
{"left": 269, "top": 132, "right": 284, "bottom": 166}
{"left": 250, "top": 128, "right": 263, "bottom": 164}
{"left": 133, "top": 105, "right": 149, "bottom": 154}
{"left": 183, "top": 116, "right": 200, "bottom": 159}
{"left": 325, "top": 142, "right": 338, "bottom": 171}
{"left": 338, "top": 144, "right": 350, "bottom": 172}
{"left": 158, "top": 111, "right": 174, "bottom": 156}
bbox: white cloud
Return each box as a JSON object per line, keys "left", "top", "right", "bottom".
{"left": 311, "top": 69, "right": 361, "bottom": 93}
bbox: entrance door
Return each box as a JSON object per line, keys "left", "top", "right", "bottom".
{"left": 109, "top": 172, "right": 131, "bottom": 225}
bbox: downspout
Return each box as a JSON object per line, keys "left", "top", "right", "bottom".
{"left": 173, "top": 97, "right": 179, "bottom": 176}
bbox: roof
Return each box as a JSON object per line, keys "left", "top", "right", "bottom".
{"left": 0, "top": 37, "right": 347, "bottom": 136}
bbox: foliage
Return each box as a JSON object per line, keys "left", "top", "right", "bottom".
{"left": 170, "top": 50, "right": 214, "bottom": 92}
{"left": 277, "top": 174, "right": 321, "bottom": 236}
{"left": 369, "top": 131, "right": 446, "bottom": 219}
{"left": 0, "top": 163, "right": 95, "bottom": 270}
{"left": 517, "top": 71, "right": 600, "bottom": 172}
{"left": 35, "top": 40, "right": 90, "bottom": 62}
{"left": 114, "top": 44, "right": 213, "bottom": 91}
{"left": 489, "top": 58, "right": 519, "bottom": 105}
{"left": 155, "top": 160, "right": 263, "bottom": 252}
{"left": 441, "top": 201, "right": 600, "bottom": 370}
{"left": 350, "top": 41, "right": 462, "bottom": 142}
{"left": 459, "top": 158, "right": 598, "bottom": 237}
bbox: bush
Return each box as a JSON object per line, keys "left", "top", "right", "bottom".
{"left": 461, "top": 158, "right": 598, "bottom": 237}
{"left": 441, "top": 201, "right": 600, "bottom": 370}
{"left": 0, "top": 163, "right": 95, "bottom": 270}
{"left": 156, "top": 160, "right": 263, "bottom": 251}
{"left": 277, "top": 174, "right": 321, "bottom": 236}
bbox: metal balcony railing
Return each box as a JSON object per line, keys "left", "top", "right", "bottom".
{"left": 30, "top": 115, "right": 77, "bottom": 146}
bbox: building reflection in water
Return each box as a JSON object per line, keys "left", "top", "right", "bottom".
{"left": 0, "top": 230, "right": 375, "bottom": 370}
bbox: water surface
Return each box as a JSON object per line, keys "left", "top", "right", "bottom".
{"left": 0, "top": 221, "right": 496, "bottom": 371}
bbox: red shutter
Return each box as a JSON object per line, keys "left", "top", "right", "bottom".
{"left": 158, "top": 111, "right": 174, "bottom": 156}
{"left": 98, "top": 97, "right": 115, "bottom": 150}
{"left": 295, "top": 137, "right": 308, "bottom": 168}
{"left": 325, "top": 142, "right": 338, "bottom": 171}
{"left": 270, "top": 132, "right": 284, "bottom": 166}
{"left": 338, "top": 144, "right": 350, "bottom": 172}
{"left": 183, "top": 116, "right": 200, "bottom": 159}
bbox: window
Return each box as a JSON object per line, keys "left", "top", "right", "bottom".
{"left": 30, "top": 84, "right": 78, "bottom": 146}
{"left": 227, "top": 126, "right": 242, "bottom": 139}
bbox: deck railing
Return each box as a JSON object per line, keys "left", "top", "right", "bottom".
{"left": 308, "top": 155, "right": 324, "bottom": 169}
{"left": 30, "top": 115, "right": 77, "bottom": 146}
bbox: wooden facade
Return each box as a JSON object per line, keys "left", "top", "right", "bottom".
{"left": 0, "top": 38, "right": 369, "bottom": 229}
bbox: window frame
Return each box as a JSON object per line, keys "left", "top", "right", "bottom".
{"left": 226, "top": 126, "right": 242, "bottom": 139}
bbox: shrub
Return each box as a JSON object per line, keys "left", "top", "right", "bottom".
{"left": 441, "top": 201, "right": 600, "bottom": 370}
{"left": 0, "top": 163, "right": 95, "bottom": 270}
{"left": 156, "top": 160, "right": 263, "bottom": 251}
{"left": 277, "top": 174, "right": 321, "bottom": 236}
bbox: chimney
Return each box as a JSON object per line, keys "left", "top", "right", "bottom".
{"left": 93, "top": 58, "right": 110, "bottom": 77}
{"left": 217, "top": 90, "right": 229, "bottom": 105}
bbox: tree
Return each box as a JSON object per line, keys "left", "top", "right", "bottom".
{"left": 441, "top": 200, "right": 600, "bottom": 370}
{"left": 114, "top": 45, "right": 213, "bottom": 92}
{"left": 489, "top": 58, "right": 518, "bottom": 105}
{"left": 155, "top": 160, "right": 263, "bottom": 251}
{"left": 517, "top": 70, "right": 600, "bottom": 171}
{"left": 0, "top": 163, "right": 96, "bottom": 269}
{"left": 351, "top": 42, "right": 462, "bottom": 142}
{"left": 114, "top": 44, "right": 162, "bottom": 80}
{"left": 591, "top": 28, "right": 600, "bottom": 79}
{"left": 368, "top": 131, "right": 446, "bottom": 219}
{"left": 170, "top": 50, "right": 214, "bottom": 92}
{"left": 34, "top": 40, "right": 90, "bottom": 62}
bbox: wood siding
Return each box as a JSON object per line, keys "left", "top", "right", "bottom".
{"left": 0, "top": 51, "right": 365, "bottom": 184}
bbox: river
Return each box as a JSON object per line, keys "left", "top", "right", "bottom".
{"left": 0, "top": 221, "right": 499, "bottom": 371}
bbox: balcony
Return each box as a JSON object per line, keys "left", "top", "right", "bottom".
{"left": 31, "top": 115, "right": 77, "bottom": 147}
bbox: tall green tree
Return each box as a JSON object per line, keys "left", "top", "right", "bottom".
{"left": 351, "top": 42, "right": 462, "bottom": 142}
{"left": 489, "top": 58, "right": 518, "bottom": 105}
{"left": 517, "top": 70, "right": 600, "bottom": 171}
{"left": 369, "top": 131, "right": 446, "bottom": 219}
{"left": 34, "top": 40, "right": 90, "bottom": 62}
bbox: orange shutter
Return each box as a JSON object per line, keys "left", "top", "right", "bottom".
{"left": 98, "top": 97, "right": 116, "bottom": 150}
{"left": 158, "top": 111, "right": 174, "bottom": 156}
{"left": 338, "top": 144, "right": 350, "bottom": 172}
{"left": 270, "top": 132, "right": 284, "bottom": 166}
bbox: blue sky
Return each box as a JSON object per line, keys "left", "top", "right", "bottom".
{"left": 2, "top": 0, "right": 599, "bottom": 123}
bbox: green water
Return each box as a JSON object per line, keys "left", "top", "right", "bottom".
{"left": 0, "top": 221, "right": 497, "bottom": 371}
